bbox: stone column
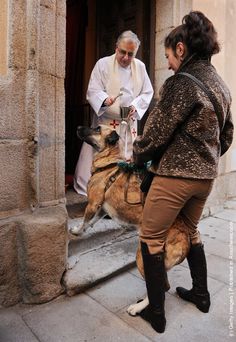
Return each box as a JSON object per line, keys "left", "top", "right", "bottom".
{"left": 0, "top": 0, "right": 8, "bottom": 75}
{"left": 0, "top": 0, "right": 68, "bottom": 307}
{"left": 154, "top": 0, "right": 192, "bottom": 97}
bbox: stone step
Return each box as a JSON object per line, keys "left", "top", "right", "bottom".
{"left": 224, "top": 198, "right": 236, "bottom": 210}
{"left": 66, "top": 189, "right": 87, "bottom": 219}
{"left": 68, "top": 217, "right": 136, "bottom": 258}
{"left": 63, "top": 232, "right": 138, "bottom": 296}
{"left": 65, "top": 190, "right": 139, "bottom": 297}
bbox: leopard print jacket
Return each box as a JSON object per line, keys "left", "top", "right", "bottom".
{"left": 133, "top": 56, "right": 234, "bottom": 179}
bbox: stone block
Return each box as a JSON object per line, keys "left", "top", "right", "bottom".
{"left": 178, "top": 0, "right": 192, "bottom": 21}
{"left": 17, "top": 205, "right": 67, "bottom": 304}
{"left": 205, "top": 175, "right": 226, "bottom": 214}
{"left": 155, "top": 40, "right": 168, "bottom": 70}
{"left": 26, "top": 0, "right": 40, "bottom": 72}
{"left": 214, "top": 209, "right": 236, "bottom": 223}
{"left": 156, "top": 0, "right": 174, "bottom": 32}
{"left": 55, "top": 142, "right": 65, "bottom": 200}
{"left": 40, "top": 0, "right": 56, "bottom": 11}
{"left": 38, "top": 73, "right": 65, "bottom": 203}
{"left": 156, "top": 0, "right": 192, "bottom": 32}
{"left": 39, "top": 73, "right": 55, "bottom": 138}
{"left": 0, "top": 141, "right": 28, "bottom": 214}
{"left": 25, "top": 69, "right": 39, "bottom": 139}
{"left": 22, "top": 294, "right": 149, "bottom": 342}
{"left": 39, "top": 5, "right": 56, "bottom": 75}
{"left": 39, "top": 139, "right": 65, "bottom": 203}
{"left": 39, "top": 144, "right": 57, "bottom": 203}
{"left": 56, "top": 15, "right": 66, "bottom": 78}
{"left": 0, "top": 221, "right": 21, "bottom": 307}
{"left": 225, "top": 171, "right": 236, "bottom": 199}
{"left": 218, "top": 154, "right": 226, "bottom": 175}
{"left": 9, "top": 0, "right": 27, "bottom": 69}
{"left": 0, "top": 0, "right": 8, "bottom": 76}
{"left": 0, "top": 70, "right": 27, "bottom": 140}
{"left": 155, "top": 27, "right": 175, "bottom": 74}
{"left": 64, "top": 235, "right": 137, "bottom": 296}
{"left": 57, "top": 0, "right": 66, "bottom": 17}
{"left": 155, "top": 26, "right": 172, "bottom": 45}
{"left": 154, "top": 68, "right": 173, "bottom": 96}
{"left": 87, "top": 272, "right": 146, "bottom": 313}
{"left": 0, "top": 310, "right": 39, "bottom": 341}
{"left": 173, "top": 0, "right": 192, "bottom": 27}
{"left": 56, "top": 77, "right": 65, "bottom": 139}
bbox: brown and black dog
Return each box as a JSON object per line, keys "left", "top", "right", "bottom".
{"left": 70, "top": 125, "right": 190, "bottom": 315}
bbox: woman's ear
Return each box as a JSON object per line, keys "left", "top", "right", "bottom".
{"left": 176, "top": 42, "right": 186, "bottom": 59}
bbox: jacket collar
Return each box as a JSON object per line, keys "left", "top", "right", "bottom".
{"left": 176, "top": 53, "right": 211, "bottom": 74}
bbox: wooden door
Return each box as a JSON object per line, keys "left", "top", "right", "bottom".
{"left": 96, "top": 0, "right": 154, "bottom": 132}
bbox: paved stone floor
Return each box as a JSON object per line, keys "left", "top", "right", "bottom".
{"left": 0, "top": 204, "right": 235, "bottom": 342}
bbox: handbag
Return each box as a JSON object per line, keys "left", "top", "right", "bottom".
{"left": 140, "top": 170, "right": 154, "bottom": 193}
{"left": 140, "top": 71, "right": 224, "bottom": 194}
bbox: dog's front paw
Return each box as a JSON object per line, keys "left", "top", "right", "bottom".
{"left": 127, "top": 297, "right": 149, "bottom": 316}
{"left": 127, "top": 303, "right": 141, "bottom": 316}
{"left": 69, "top": 225, "right": 83, "bottom": 236}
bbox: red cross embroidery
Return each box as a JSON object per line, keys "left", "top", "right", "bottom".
{"left": 132, "top": 128, "right": 137, "bottom": 137}
{"left": 110, "top": 120, "right": 119, "bottom": 129}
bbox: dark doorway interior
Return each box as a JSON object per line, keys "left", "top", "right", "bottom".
{"left": 97, "top": 0, "right": 152, "bottom": 74}
{"left": 65, "top": 0, "right": 154, "bottom": 184}
{"left": 65, "top": 0, "right": 87, "bottom": 178}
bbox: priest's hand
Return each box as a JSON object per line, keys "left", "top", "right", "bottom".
{"left": 103, "top": 97, "right": 115, "bottom": 106}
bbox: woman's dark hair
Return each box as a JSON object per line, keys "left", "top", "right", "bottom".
{"left": 164, "top": 11, "right": 220, "bottom": 58}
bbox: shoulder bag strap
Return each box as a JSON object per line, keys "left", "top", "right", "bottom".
{"left": 178, "top": 71, "right": 224, "bottom": 131}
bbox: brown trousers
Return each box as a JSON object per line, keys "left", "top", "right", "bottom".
{"left": 140, "top": 176, "right": 214, "bottom": 254}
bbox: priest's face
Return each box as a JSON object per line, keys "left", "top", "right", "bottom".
{"left": 115, "top": 40, "right": 136, "bottom": 68}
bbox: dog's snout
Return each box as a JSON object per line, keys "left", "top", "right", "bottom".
{"left": 77, "top": 126, "right": 91, "bottom": 140}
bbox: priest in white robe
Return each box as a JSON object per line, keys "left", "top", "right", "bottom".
{"left": 74, "top": 30, "right": 153, "bottom": 196}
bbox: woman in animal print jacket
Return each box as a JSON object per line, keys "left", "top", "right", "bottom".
{"left": 133, "top": 11, "right": 234, "bottom": 334}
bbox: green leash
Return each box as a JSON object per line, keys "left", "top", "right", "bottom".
{"left": 117, "top": 161, "right": 151, "bottom": 173}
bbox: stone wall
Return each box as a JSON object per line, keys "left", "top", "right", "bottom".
{"left": 154, "top": 0, "right": 192, "bottom": 96}
{"left": 0, "top": 0, "right": 68, "bottom": 307}
{"left": 0, "top": 0, "right": 8, "bottom": 75}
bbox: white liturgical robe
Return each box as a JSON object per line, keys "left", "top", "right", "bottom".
{"left": 74, "top": 54, "right": 153, "bottom": 196}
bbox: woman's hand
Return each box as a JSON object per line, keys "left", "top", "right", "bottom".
{"left": 128, "top": 105, "right": 136, "bottom": 119}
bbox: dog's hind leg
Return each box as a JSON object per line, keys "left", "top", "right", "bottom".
{"left": 70, "top": 204, "right": 105, "bottom": 236}
{"left": 127, "top": 296, "right": 149, "bottom": 316}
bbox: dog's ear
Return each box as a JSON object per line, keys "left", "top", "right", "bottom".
{"left": 105, "top": 131, "right": 119, "bottom": 145}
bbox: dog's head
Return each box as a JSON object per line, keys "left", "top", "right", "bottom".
{"left": 77, "top": 125, "right": 119, "bottom": 152}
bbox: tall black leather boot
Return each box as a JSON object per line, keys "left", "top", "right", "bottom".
{"left": 139, "top": 241, "right": 166, "bottom": 333}
{"left": 176, "top": 243, "right": 210, "bottom": 313}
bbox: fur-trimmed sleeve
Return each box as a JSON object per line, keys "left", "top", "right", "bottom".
{"left": 220, "top": 108, "right": 234, "bottom": 156}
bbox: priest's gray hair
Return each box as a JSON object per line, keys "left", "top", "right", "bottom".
{"left": 116, "top": 30, "right": 141, "bottom": 54}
